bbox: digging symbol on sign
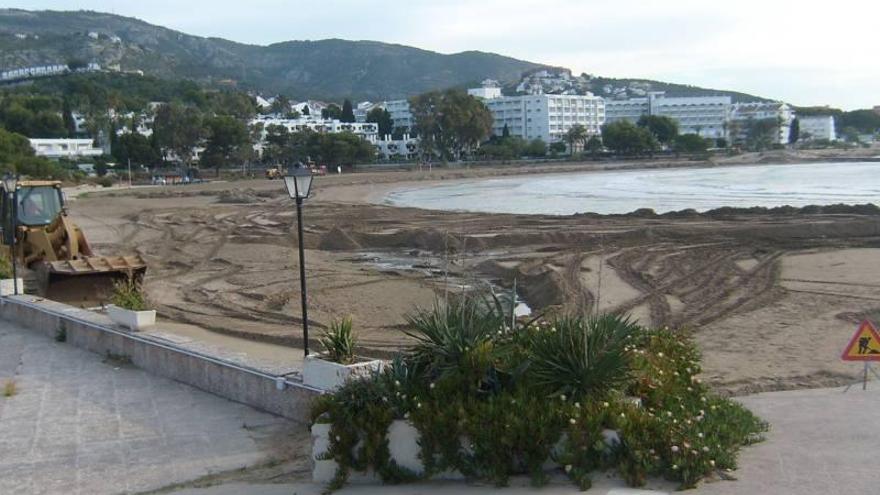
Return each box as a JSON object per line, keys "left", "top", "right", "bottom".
{"left": 841, "top": 321, "right": 880, "bottom": 361}
{"left": 842, "top": 321, "right": 880, "bottom": 392}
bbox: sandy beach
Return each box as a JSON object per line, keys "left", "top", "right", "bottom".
{"left": 71, "top": 151, "right": 880, "bottom": 395}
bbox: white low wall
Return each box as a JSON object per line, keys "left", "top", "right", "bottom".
{"left": 311, "top": 419, "right": 622, "bottom": 483}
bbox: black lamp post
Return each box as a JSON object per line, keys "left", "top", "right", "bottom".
{"left": 283, "top": 163, "right": 314, "bottom": 357}
{"left": 3, "top": 175, "right": 18, "bottom": 296}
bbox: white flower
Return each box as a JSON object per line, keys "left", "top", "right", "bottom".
{"left": 404, "top": 413, "right": 410, "bottom": 419}
{"left": 564, "top": 464, "right": 573, "bottom": 473}
{"left": 672, "top": 464, "right": 679, "bottom": 470}
{"left": 691, "top": 450, "right": 698, "bottom": 456}
{"left": 394, "top": 380, "right": 401, "bottom": 387}
{"left": 697, "top": 433, "right": 703, "bottom": 438}
{"left": 575, "top": 402, "right": 581, "bottom": 408}
{"left": 683, "top": 442, "right": 691, "bottom": 449}
{"left": 658, "top": 352, "right": 664, "bottom": 357}
{"left": 666, "top": 411, "right": 673, "bottom": 417}
{"left": 569, "top": 418, "right": 577, "bottom": 425}
{"left": 620, "top": 412, "right": 626, "bottom": 419}
{"left": 700, "top": 396, "right": 707, "bottom": 403}
{"left": 560, "top": 394, "right": 567, "bottom": 401}
{"left": 658, "top": 370, "right": 664, "bottom": 375}
{"left": 335, "top": 435, "right": 341, "bottom": 441}
{"left": 649, "top": 449, "right": 655, "bottom": 454}
{"left": 671, "top": 445, "right": 680, "bottom": 453}
{"left": 417, "top": 402, "right": 422, "bottom": 409}
{"left": 603, "top": 402, "right": 610, "bottom": 408}
{"left": 709, "top": 460, "right": 716, "bottom": 467}
{"left": 702, "top": 446, "right": 709, "bottom": 452}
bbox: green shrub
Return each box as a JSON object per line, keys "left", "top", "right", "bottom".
{"left": 0, "top": 254, "right": 13, "bottom": 279}
{"left": 110, "top": 278, "right": 149, "bottom": 311}
{"left": 526, "top": 315, "right": 636, "bottom": 398}
{"left": 313, "top": 292, "right": 767, "bottom": 491}
{"left": 320, "top": 317, "right": 357, "bottom": 364}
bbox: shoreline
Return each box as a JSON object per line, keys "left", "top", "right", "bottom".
{"left": 324, "top": 156, "right": 880, "bottom": 210}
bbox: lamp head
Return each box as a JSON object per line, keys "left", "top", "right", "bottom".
{"left": 283, "top": 162, "right": 313, "bottom": 200}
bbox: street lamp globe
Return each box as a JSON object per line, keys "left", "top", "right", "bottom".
{"left": 2, "top": 173, "right": 17, "bottom": 193}
{"left": 283, "top": 163, "right": 313, "bottom": 201}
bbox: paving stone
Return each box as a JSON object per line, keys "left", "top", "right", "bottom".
{"left": 0, "top": 319, "right": 299, "bottom": 495}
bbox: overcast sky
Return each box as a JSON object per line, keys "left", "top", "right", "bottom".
{"left": 6, "top": 0, "right": 877, "bottom": 109}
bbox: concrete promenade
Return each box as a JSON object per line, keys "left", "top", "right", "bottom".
{"left": 173, "top": 377, "right": 880, "bottom": 495}
{"left": 0, "top": 320, "right": 302, "bottom": 495}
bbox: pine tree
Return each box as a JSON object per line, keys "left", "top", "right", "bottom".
{"left": 341, "top": 99, "right": 356, "bottom": 123}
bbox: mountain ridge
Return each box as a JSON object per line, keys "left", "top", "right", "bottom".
{"left": 0, "top": 8, "right": 768, "bottom": 104}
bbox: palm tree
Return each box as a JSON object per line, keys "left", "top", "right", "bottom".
{"left": 565, "top": 124, "right": 587, "bottom": 155}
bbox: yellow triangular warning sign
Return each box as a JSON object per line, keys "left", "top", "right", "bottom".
{"left": 842, "top": 321, "right": 880, "bottom": 361}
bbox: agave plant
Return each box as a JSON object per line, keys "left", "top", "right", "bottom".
{"left": 320, "top": 317, "right": 357, "bottom": 364}
{"left": 404, "top": 294, "right": 509, "bottom": 391}
{"left": 526, "top": 314, "right": 639, "bottom": 399}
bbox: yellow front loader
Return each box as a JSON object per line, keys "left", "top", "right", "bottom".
{"left": 0, "top": 180, "right": 146, "bottom": 306}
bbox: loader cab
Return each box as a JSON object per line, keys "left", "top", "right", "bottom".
{"left": 0, "top": 182, "right": 64, "bottom": 245}
{"left": 14, "top": 185, "right": 63, "bottom": 227}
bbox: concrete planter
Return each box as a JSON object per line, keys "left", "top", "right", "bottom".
{"left": 107, "top": 304, "right": 156, "bottom": 331}
{"left": 0, "top": 278, "right": 24, "bottom": 296}
{"left": 313, "top": 419, "right": 625, "bottom": 484}
{"left": 302, "top": 355, "right": 384, "bottom": 391}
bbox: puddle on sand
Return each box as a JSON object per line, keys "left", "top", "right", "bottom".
{"left": 350, "top": 250, "right": 532, "bottom": 316}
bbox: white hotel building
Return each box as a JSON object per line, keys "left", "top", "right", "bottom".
{"left": 729, "top": 102, "right": 796, "bottom": 145}
{"left": 250, "top": 116, "right": 379, "bottom": 140}
{"left": 29, "top": 138, "right": 104, "bottom": 159}
{"left": 478, "top": 92, "right": 605, "bottom": 144}
{"left": 798, "top": 115, "right": 837, "bottom": 142}
{"left": 605, "top": 92, "right": 732, "bottom": 139}
{"left": 385, "top": 82, "right": 605, "bottom": 145}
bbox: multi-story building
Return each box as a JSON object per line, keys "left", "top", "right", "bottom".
{"left": 251, "top": 116, "right": 378, "bottom": 139}
{"left": 605, "top": 92, "right": 732, "bottom": 139}
{"left": 251, "top": 116, "right": 379, "bottom": 158}
{"left": 873, "top": 106, "right": 880, "bottom": 116}
{"left": 354, "top": 101, "right": 384, "bottom": 123}
{"left": 385, "top": 99, "right": 414, "bottom": 131}
{"left": 374, "top": 133, "right": 420, "bottom": 160}
{"left": 798, "top": 115, "right": 837, "bottom": 142}
{"left": 480, "top": 93, "right": 605, "bottom": 143}
{"left": 729, "top": 102, "right": 795, "bottom": 145}
{"left": 467, "top": 79, "right": 503, "bottom": 100}
{"left": 29, "top": 138, "right": 104, "bottom": 159}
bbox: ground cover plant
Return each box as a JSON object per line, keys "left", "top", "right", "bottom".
{"left": 311, "top": 292, "right": 767, "bottom": 491}
{"left": 110, "top": 278, "right": 149, "bottom": 311}
{"left": 319, "top": 317, "right": 357, "bottom": 364}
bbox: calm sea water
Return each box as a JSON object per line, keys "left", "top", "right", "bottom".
{"left": 385, "top": 162, "right": 880, "bottom": 215}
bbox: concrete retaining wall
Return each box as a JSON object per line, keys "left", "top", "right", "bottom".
{"left": 0, "top": 295, "right": 320, "bottom": 422}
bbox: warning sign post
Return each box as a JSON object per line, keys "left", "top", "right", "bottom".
{"left": 842, "top": 321, "right": 880, "bottom": 391}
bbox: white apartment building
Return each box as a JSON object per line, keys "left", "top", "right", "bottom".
{"left": 729, "top": 102, "right": 795, "bottom": 145}
{"left": 798, "top": 115, "right": 837, "bottom": 141}
{"left": 354, "top": 101, "right": 383, "bottom": 123}
{"left": 467, "top": 79, "right": 503, "bottom": 100}
{"left": 605, "top": 92, "right": 732, "bottom": 139}
{"left": 481, "top": 93, "right": 605, "bottom": 143}
{"left": 374, "top": 134, "right": 419, "bottom": 160}
{"left": 29, "top": 138, "right": 104, "bottom": 159}
{"left": 251, "top": 116, "right": 379, "bottom": 158}
{"left": 251, "top": 116, "right": 378, "bottom": 140}
{"left": 385, "top": 99, "right": 414, "bottom": 131}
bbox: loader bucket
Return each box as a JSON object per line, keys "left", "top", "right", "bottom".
{"left": 37, "top": 255, "right": 148, "bottom": 307}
